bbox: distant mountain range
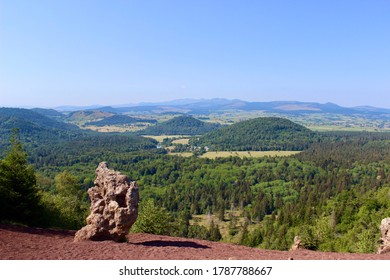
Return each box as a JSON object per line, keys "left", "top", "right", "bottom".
{"left": 53, "top": 99, "right": 390, "bottom": 116}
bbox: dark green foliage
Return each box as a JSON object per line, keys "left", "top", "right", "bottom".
{"left": 0, "top": 107, "right": 78, "bottom": 131}
{"left": 188, "top": 224, "right": 211, "bottom": 240}
{"left": 209, "top": 220, "right": 222, "bottom": 241}
{"left": 30, "top": 134, "right": 158, "bottom": 168}
{"left": 139, "top": 115, "right": 221, "bottom": 136}
{"left": 39, "top": 170, "right": 89, "bottom": 229}
{"left": 130, "top": 199, "right": 223, "bottom": 242}
{"left": 297, "top": 131, "right": 390, "bottom": 167}
{"left": 0, "top": 108, "right": 82, "bottom": 154}
{"left": 299, "top": 226, "right": 319, "bottom": 250}
{"left": 86, "top": 115, "right": 156, "bottom": 126}
{"left": 191, "top": 117, "right": 317, "bottom": 151}
{"left": 30, "top": 108, "right": 65, "bottom": 121}
{"left": 254, "top": 132, "right": 390, "bottom": 252}
{"left": 0, "top": 130, "right": 41, "bottom": 225}
{"left": 131, "top": 199, "right": 173, "bottom": 235}
{"left": 217, "top": 205, "right": 225, "bottom": 221}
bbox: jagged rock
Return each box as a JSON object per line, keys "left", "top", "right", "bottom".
{"left": 74, "top": 162, "right": 139, "bottom": 242}
{"left": 378, "top": 218, "right": 390, "bottom": 254}
{"left": 290, "top": 235, "right": 302, "bottom": 251}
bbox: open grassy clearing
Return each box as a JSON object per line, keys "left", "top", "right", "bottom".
{"left": 168, "top": 150, "right": 300, "bottom": 158}
{"left": 143, "top": 135, "right": 192, "bottom": 142}
{"left": 82, "top": 125, "right": 143, "bottom": 132}
{"left": 307, "top": 125, "right": 390, "bottom": 132}
{"left": 172, "top": 138, "right": 190, "bottom": 145}
{"left": 168, "top": 152, "right": 194, "bottom": 157}
{"left": 200, "top": 151, "right": 300, "bottom": 159}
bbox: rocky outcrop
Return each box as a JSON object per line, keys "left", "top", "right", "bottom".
{"left": 378, "top": 218, "right": 390, "bottom": 254}
{"left": 290, "top": 235, "right": 302, "bottom": 251}
{"left": 74, "top": 162, "right": 139, "bottom": 242}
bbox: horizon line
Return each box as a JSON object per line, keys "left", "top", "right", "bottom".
{"left": 2, "top": 98, "right": 389, "bottom": 111}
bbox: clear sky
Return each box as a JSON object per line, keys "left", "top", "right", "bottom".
{"left": 0, "top": 0, "right": 389, "bottom": 108}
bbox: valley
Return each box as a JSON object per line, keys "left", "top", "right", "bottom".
{"left": 1, "top": 100, "right": 390, "bottom": 255}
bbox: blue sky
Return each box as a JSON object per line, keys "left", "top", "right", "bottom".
{"left": 0, "top": 0, "right": 389, "bottom": 108}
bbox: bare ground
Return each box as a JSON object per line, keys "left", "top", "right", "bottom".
{"left": 1, "top": 224, "right": 389, "bottom": 260}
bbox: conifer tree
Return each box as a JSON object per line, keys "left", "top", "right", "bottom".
{"left": 0, "top": 129, "right": 40, "bottom": 224}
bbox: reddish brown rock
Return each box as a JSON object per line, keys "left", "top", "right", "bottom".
{"left": 74, "top": 162, "right": 139, "bottom": 242}
{"left": 378, "top": 218, "right": 390, "bottom": 254}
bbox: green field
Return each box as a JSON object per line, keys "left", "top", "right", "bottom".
{"left": 168, "top": 150, "right": 300, "bottom": 158}
{"left": 168, "top": 152, "right": 194, "bottom": 157}
{"left": 307, "top": 125, "right": 390, "bottom": 132}
{"left": 200, "top": 151, "right": 300, "bottom": 159}
{"left": 172, "top": 138, "right": 190, "bottom": 145}
{"left": 143, "top": 135, "right": 191, "bottom": 142}
{"left": 82, "top": 124, "right": 142, "bottom": 132}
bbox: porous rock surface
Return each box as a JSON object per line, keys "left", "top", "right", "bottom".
{"left": 378, "top": 218, "right": 390, "bottom": 254}
{"left": 290, "top": 235, "right": 302, "bottom": 251}
{"left": 74, "top": 162, "right": 139, "bottom": 242}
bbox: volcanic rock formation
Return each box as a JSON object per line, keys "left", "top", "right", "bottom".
{"left": 74, "top": 162, "right": 139, "bottom": 242}
{"left": 378, "top": 218, "right": 390, "bottom": 254}
{"left": 290, "top": 235, "right": 302, "bottom": 251}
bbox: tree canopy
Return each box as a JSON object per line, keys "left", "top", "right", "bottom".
{"left": 139, "top": 115, "right": 221, "bottom": 136}
{"left": 191, "top": 117, "right": 317, "bottom": 151}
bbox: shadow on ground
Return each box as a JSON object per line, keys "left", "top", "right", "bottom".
{"left": 131, "top": 240, "right": 210, "bottom": 249}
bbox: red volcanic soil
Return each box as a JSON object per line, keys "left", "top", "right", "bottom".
{"left": 1, "top": 224, "right": 389, "bottom": 260}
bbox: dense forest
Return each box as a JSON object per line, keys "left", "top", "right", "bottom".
{"left": 1, "top": 108, "right": 390, "bottom": 253}
{"left": 30, "top": 108, "right": 66, "bottom": 121}
{"left": 0, "top": 108, "right": 79, "bottom": 132}
{"left": 139, "top": 115, "right": 221, "bottom": 136}
{"left": 191, "top": 117, "right": 318, "bottom": 151}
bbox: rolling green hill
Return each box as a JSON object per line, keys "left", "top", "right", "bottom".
{"left": 0, "top": 108, "right": 158, "bottom": 159}
{"left": 139, "top": 115, "right": 221, "bottom": 136}
{"left": 0, "top": 108, "right": 83, "bottom": 150}
{"left": 0, "top": 108, "right": 79, "bottom": 132}
{"left": 191, "top": 117, "right": 317, "bottom": 151}
{"left": 31, "top": 108, "right": 65, "bottom": 121}
{"left": 66, "top": 110, "right": 114, "bottom": 123}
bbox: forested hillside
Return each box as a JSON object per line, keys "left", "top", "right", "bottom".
{"left": 66, "top": 110, "right": 114, "bottom": 122}
{"left": 139, "top": 115, "right": 221, "bottom": 135}
{"left": 191, "top": 117, "right": 317, "bottom": 151}
{"left": 0, "top": 108, "right": 79, "bottom": 132}
{"left": 0, "top": 108, "right": 82, "bottom": 151}
{"left": 30, "top": 108, "right": 65, "bottom": 121}
{"left": 0, "top": 108, "right": 159, "bottom": 166}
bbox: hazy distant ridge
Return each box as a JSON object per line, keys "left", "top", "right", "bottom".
{"left": 53, "top": 99, "right": 390, "bottom": 115}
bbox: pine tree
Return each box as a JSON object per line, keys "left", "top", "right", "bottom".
{"left": 0, "top": 129, "right": 40, "bottom": 224}
{"left": 131, "top": 199, "right": 172, "bottom": 235}
{"left": 209, "top": 220, "right": 222, "bottom": 241}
